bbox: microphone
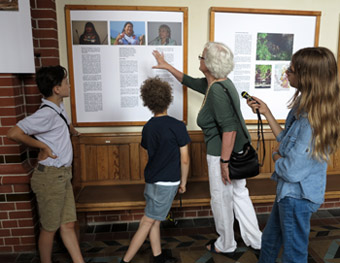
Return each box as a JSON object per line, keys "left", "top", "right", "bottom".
{"left": 241, "top": 91, "right": 260, "bottom": 116}
{"left": 241, "top": 91, "right": 255, "bottom": 102}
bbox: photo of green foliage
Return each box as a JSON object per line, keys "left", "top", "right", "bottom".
{"left": 256, "top": 33, "right": 294, "bottom": 61}
{"left": 255, "top": 64, "right": 272, "bottom": 88}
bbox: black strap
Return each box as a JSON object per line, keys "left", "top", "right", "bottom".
{"left": 40, "top": 104, "right": 70, "bottom": 132}
{"left": 215, "top": 82, "right": 265, "bottom": 166}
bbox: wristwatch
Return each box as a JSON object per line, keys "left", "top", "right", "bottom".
{"left": 220, "top": 158, "right": 230, "bottom": 163}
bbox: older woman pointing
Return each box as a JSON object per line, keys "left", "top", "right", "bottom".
{"left": 152, "top": 42, "right": 261, "bottom": 255}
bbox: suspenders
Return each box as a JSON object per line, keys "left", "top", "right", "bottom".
{"left": 40, "top": 104, "right": 70, "bottom": 132}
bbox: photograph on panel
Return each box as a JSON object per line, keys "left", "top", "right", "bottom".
{"left": 273, "top": 63, "right": 291, "bottom": 91}
{"left": 255, "top": 64, "right": 272, "bottom": 89}
{"left": 72, "top": 21, "right": 108, "bottom": 45}
{"left": 0, "top": 0, "right": 18, "bottom": 11}
{"left": 147, "top": 22, "right": 182, "bottom": 46}
{"left": 256, "top": 33, "right": 294, "bottom": 61}
{"left": 110, "top": 21, "right": 145, "bottom": 45}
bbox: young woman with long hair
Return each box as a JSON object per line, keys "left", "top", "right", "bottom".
{"left": 247, "top": 47, "right": 340, "bottom": 262}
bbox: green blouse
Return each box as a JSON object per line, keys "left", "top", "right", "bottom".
{"left": 182, "top": 74, "right": 250, "bottom": 156}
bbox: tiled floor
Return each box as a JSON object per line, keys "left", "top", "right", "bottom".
{"left": 3, "top": 209, "right": 340, "bottom": 263}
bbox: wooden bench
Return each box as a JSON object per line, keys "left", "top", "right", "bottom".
{"left": 72, "top": 131, "right": 340, "bottom": 213}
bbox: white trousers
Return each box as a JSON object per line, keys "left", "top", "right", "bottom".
{"left": 207, "top": 154, "right": 262, "bottom": 253}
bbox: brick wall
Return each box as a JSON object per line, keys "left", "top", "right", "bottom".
{"left": 82, "top": 198, "right": 340, "bottom": 226}
{"left": 0, "top": 0, "right": 58, "bottom": 253}
{"left": 84, "top": 207, "right": 214, "bottom": 224}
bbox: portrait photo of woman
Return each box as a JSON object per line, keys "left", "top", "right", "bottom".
{"left": 111, "top": 21, "right": 145, "bottom": 45}
{"left": 71, "top": 21, "right": 108, "bottom": 45}
{"left": 148, "top": 22, "right": 181, "bottom": 46}
{"left": 149, "top": 24, "right": 177, "bottom": 45}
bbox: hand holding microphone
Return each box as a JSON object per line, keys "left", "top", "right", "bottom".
{"left": 241, "top": 91, "right": 268, "bottom": 115}
{"left": 241, "top": 91, "right": 259, "bottom": 104}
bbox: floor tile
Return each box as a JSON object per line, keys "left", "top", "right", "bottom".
{"left": 4, "top": 209, "right": 340, "bottom": 262}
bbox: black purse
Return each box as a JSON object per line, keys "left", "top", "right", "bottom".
{"left": 229, "top": 142, "right": 260, "bottom": 179}
{"left": 216, "top": 83, "right": 265, "bottom": 180}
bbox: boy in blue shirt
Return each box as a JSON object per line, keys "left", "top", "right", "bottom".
{"left": 121, "top": 77, "right": 190, "bottom": 263}
{"left": 7, "top": 66, "right": 84, "bottom": 263}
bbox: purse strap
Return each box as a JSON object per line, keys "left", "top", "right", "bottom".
{"left": 215, "top": 82, "right": 265, "bottom": 166}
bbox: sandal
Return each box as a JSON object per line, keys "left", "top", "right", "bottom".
{"left": 205, "top": 239, "right": 236, "bottom": 258}
{"left": 205, "top": 239, "right": 219, "bottom": 254}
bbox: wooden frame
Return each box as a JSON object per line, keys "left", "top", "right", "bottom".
{"left": 338, "top": 23, "right": 340, "bottom": 77}
{"left": 210, "top": 7, "right": 321, "bottom": 124}
{"left": 65, "top": 5, "right": 188, "bottom": 127}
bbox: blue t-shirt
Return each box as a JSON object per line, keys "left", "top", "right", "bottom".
{"left": 141, "top": 115, "right": 191, "bottom": 183}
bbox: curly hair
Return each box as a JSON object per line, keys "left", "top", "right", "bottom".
{"left": 204, "top": 42, "right": 234, "bottom": 79}
{"left": 289, "top": 47, "right": 340, "bottom": 161}
{"left": 35, "top": 65, "right": 67, "bottom": 98}
{"left": 140, "top": 77, "right": 173, "bottom": 114}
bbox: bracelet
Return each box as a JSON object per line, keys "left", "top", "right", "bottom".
{"left": 220, "top": 158, "right": 230, "bottom": 163}
{"left": 272, "top": 152, "right": 278, "bottom": 160}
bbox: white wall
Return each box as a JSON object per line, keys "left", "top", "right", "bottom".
{"left": 56, "top": 0, "right": 340, "bottom": 133}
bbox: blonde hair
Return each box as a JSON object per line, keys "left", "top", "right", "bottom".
{"left": 289, "top": 47, "right": 340, "bottom": 161}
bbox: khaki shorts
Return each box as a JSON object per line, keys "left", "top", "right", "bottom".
{"left": 30, "top": 164, "right": 76, "bottom": 232}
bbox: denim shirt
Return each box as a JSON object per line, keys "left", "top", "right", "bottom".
{"left": 273, "top": 108, "right": 328, "bottom": 205}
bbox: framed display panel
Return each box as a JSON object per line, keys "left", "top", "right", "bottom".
{"left": 210, "top": 8, "right": 321, "bottom": 123}
{"left": 0, "top": 0, "right": 34, "bottom": 73}
{"left": 65, "top": 5, "right": 188, "bottom": 126}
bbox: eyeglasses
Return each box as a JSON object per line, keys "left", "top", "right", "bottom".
{"left": 198, "top": 55, "right": 205, "bottom": 60}
{"left": 286, "top": 66, "right": 295, "bottom": 74}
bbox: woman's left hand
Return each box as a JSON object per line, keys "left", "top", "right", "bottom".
{"left": 272, "top": 144, "right": 282, "bottom": 162}
{"left": 221, "top": 163, "right": 231, "bottom": 184}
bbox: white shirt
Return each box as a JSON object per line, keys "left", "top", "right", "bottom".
{"left": 17, "top": 98, "right": 72, "bottom": 167}
{"left": 119, "top": 34, "right": 139, "bottom": 45}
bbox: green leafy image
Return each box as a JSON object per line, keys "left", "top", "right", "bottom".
{"left": 256, "top": 33, "right": 294, "bottom": 61}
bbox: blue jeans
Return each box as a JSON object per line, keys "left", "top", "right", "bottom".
{"left": 259, "top": 197, "right": 320, "bottom": 263}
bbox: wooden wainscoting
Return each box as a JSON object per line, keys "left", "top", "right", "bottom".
{"left": 72, "top": 130, "right": 340, "bottom": 212}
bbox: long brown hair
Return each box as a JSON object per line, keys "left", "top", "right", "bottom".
{"left": 289, "top": 47, "right": 340, "bottom": 161}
